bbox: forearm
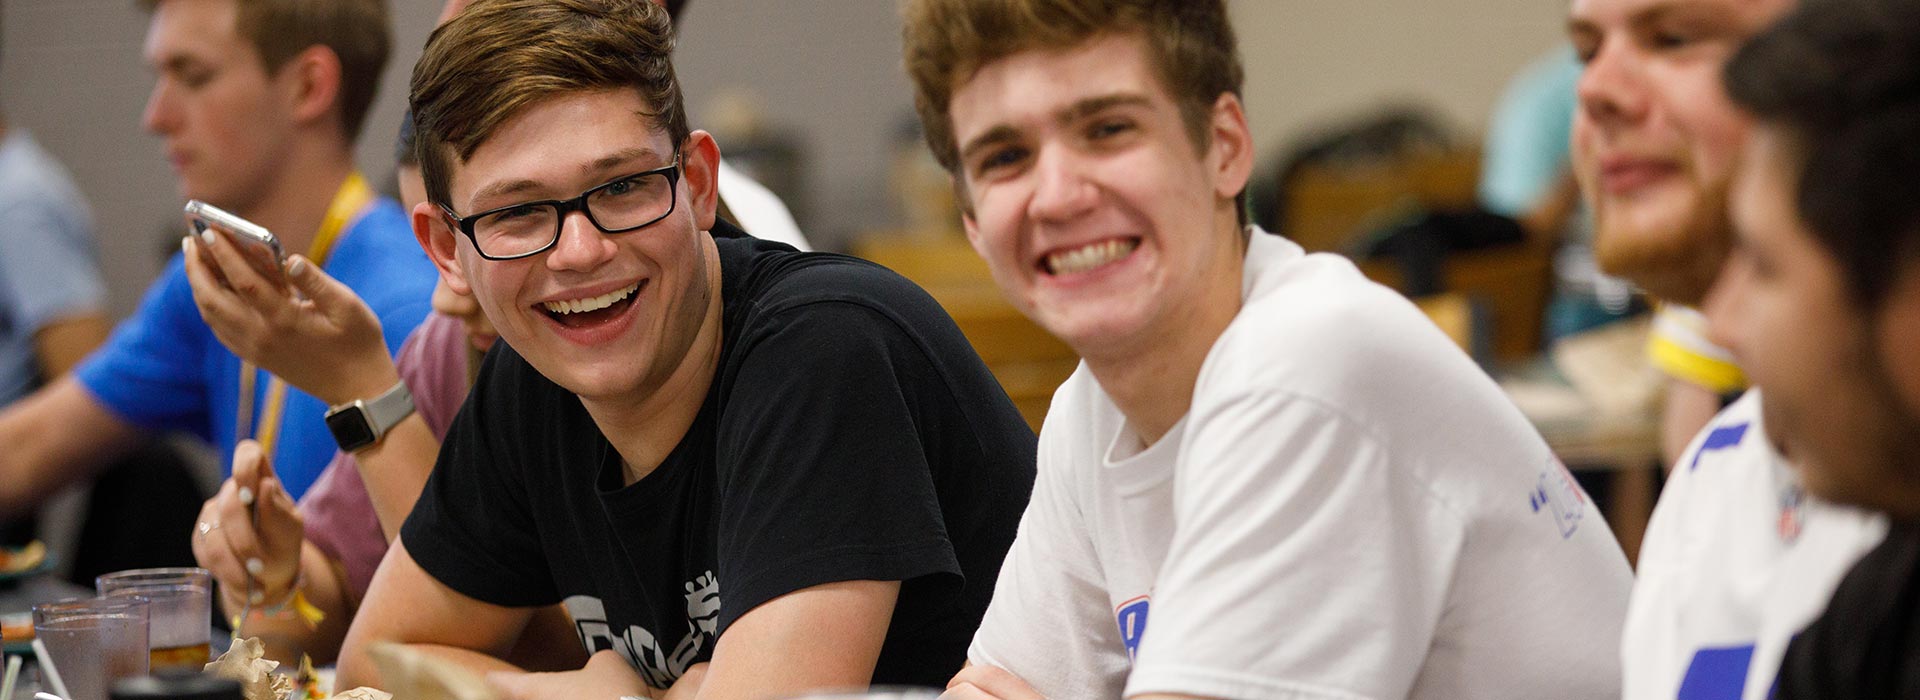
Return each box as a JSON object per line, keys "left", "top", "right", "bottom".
{"left": 0, "top": 378, "right": 142, "bottom": 517}
{"left": 350, "top": 415, "right": 440, "bottom": 540}
{"left": 221, "top": 542, "right": 356, "bottom": 663}
{"left": 339, "top": 642, "right": 523, "bottom": 691}
{"left": 32, "top": 313, "right": 111, "bottom": 379}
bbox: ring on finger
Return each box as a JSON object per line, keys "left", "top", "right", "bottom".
{"left": 196, "top": 520, "right": 221, "bottom": 537}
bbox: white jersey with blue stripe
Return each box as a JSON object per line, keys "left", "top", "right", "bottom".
{"left": 1622, "top": 390, "right": 1887, "bottom": 700}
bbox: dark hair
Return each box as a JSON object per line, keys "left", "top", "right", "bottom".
{"left": 410, "top": 0, "right": 685, "bottom": 209}
{"left": 1725, "top": 0, "right": 1920, "bottom": 308}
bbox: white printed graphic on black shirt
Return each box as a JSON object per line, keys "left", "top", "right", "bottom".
{"left": 564, "top": 571, "right": 721, "bottom": 687}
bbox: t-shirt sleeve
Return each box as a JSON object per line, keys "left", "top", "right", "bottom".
{"left": 1128, "top": 392, "right": 1465, "bottom": 700}
{"left": 0, "top": 197, "right": 105, "bottom": 334}
{"left": 967, "top": 387, "right": 1131, "bottom": 698}
{"left": 73, "top": 256, "right": 212, "bottom": 436}
{"left": 710, "top": 300, "right": 963, "bottom": 634}
{"left": 398, "top": 350, "right": 556, "bottom": 607}
{"left": 297, "top": 450, "right": 386, "bottom": 602}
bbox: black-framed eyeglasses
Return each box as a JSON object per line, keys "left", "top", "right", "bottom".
{"left": 441, "top": 154, "right": 682, "bottom": 261}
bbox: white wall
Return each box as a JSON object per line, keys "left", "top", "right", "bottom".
{"left": 2, "top": 0, "right": 1572, "bottom": 316}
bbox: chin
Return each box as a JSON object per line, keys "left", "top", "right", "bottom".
{"left": 1593, "top": 206, "right": 1729, "bottom": 305}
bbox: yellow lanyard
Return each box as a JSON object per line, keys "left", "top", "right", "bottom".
{"left": 236, "top": 173, "right": 376, "bottom": 455}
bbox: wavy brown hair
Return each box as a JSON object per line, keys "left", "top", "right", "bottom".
{"left": 901, "top": 0, "right": 1244, "bottom": 174}
{"left": 409, "top": 0, "right": 687, "bottom": 208}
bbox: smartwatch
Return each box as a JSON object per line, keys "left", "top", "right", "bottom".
{"left": 323, "top": 380, "right": 415, "bottom": 453}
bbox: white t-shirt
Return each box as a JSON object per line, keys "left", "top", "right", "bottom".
{"left": 970, "top": 231, "right": 1634, "bottom": 699}
{"left": 1621, "top": 391, "right": 1886, "bottom": 700}
{"left": 716, "top": 159, "right": 809, "bottom": 251}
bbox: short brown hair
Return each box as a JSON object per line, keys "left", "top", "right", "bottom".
{"left": 141, "top": 0, "right": 391, "bottom": 143}
{"left": 410, "top": 0, "right": 687, "bottom": 209}
{"left": 902, "top": 0, "right": 1244, "bottom": 174}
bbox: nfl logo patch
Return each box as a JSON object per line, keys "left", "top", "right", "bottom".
{"left": 1530, "top": 460, "right": 1585, "bottom": 539}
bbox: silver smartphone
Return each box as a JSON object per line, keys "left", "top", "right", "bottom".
{"left": 184, "top": 199, "right": 283, "bottom": 263}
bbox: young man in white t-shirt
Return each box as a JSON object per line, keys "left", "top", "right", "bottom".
{"left": 902, "top": 1, "right": 1633, "bottom": 698}
{"left": 1567, "top": 0, "right": 1891, "bottom": 697}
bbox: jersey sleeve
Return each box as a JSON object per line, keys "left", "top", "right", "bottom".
{"left": 1129, "top": 392, "right": 1465, "bottom": 700}
{"left": 967, "top": 376, "right": 1132, "bottom": 698}
{"left": 398, "top": 349, "right": 556, "bottom": 607}
{"left": 1648, "top": 306, "right": 1747, "bottom": 394}
{"left": 73, "top": 256, "right": 213, "bottom": 436}
{"left": 709, "top": 300, "right": 963, "bottom": 634}
{"left": 0, "top": 196, "right": 105, "bottom": 334}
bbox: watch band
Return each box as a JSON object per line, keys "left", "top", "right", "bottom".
{"left": 323, "top": 380, "right": 414, "bottom": 452}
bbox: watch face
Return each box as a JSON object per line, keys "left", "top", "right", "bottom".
{"left": 326, "top": 409, "right": 376, "bottom": 450}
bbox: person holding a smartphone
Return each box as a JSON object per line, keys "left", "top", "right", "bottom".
{"left": 0, "top": 0, "right": 436, "bottom": 542}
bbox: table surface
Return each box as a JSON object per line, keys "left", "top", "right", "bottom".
{"left": 0, "top": 575, "right": 91, "bottom": 615}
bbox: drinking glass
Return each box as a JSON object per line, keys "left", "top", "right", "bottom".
{"left": 96, "top": 568, "right": 214, "bottom": 670}
{"left": 32, "top": 596, "right": 151, "bottom": 700}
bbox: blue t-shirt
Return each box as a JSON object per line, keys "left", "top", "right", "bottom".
{"left": 75, "top": 197, "right": 435, "bottom": 498}
{"left": 0, "top": 130, "right": 107, "bottom": 406}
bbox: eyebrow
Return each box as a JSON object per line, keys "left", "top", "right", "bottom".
{"left": 956, "top": 92, "right": 1155, "bottom": 166}
{"left": 466, "top": 146, "right": 669, "bottom": 210}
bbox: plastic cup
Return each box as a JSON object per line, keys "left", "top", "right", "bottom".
{"left": 96, "top": 568, "right": 214, "bottom": 670}
{"left": 32, "top": 596, "right": 151, "bottom": 700}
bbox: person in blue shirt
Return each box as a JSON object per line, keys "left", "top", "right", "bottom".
{"left": 0, "top": 0, "right": 435, "bottom": 517}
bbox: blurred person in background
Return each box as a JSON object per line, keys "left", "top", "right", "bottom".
{"left": 0, "top": 0, "right": 436, "bottom": 525}
{"left": 1698, "top": 0, "right": 1920, "bottom": 694}
{"left": 1571, "top": 0, "right": 1890, "bottom": 697}
{"left": 906, "top": 1, "right": 1631, "bottom": 698}
{"left": 1480, "top": 45, "right": 1638, "bottom": 342}
{"left": 0, "top": 70, "right": 113, "bottom": 548}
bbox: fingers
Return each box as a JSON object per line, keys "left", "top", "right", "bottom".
{"left": 201, "top": 224, "right": 290, "bottom": 302}
{"left": 183, "top": 236, "right": 255, "bottom": 332}
{"left": 191, "top": 490, "right": 248, "bottom": 597}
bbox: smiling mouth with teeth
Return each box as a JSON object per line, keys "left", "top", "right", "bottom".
{"left": 1044, "top": 238, "right": 1139, "bottom": 276}
{"left": 541, "top": 282, "right": 640, "bottom": 327}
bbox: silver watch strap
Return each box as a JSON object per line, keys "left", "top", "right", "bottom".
{"left": 350, "top": 380, "right": 414, "bottom": 442}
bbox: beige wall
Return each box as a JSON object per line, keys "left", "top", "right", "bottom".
{"left": 1, "top": 0, "right": 1572, "bottom": 316}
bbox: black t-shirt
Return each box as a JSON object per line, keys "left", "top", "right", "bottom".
{"left": 401, "top": 228, "right": 1037, "bottom": 689}
{"left": 1776, "top": 520, "right": 1920, "bottom": 700}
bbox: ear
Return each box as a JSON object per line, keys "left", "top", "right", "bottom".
{"left": 1206, "top": 93, "right": 1255, "bottom": 204}
{"left": 957, "top": 178, "right": 986, "bottom": 252}
{"left": 413, "top": 201, "right": 473, "bottom": 295}
{"left": 281, "top": 45, "right": 344, "bottom": 130}
{"left": 681, "top": 129, "right": 722, "bottom": 232}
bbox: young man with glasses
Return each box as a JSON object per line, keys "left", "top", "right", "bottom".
{"left": 334, "top": 1, "right": 1036, "bottom": 697}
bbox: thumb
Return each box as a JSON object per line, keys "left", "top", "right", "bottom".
{"left": 286, "top": 255, "right": 350, "bottom": 312}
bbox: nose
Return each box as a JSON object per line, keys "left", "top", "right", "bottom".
{"left": 1026, "top": 144, "right": 1098, "bottom": 224}
{"left": 544, "top": 210, "right": 618, "bottom": 272}
{"left": 141, "top": 78, "right": 179, "bottom": 135}
{"left": 1575, "top": 39, "right": 1651, "bottom": 128}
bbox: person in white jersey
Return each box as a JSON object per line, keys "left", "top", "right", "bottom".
{"left": 902, "top": 1, "right": 1634, "bottom": 698}
{"left": 1566, "top": 0, "right": 1892, "bottom": 696}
